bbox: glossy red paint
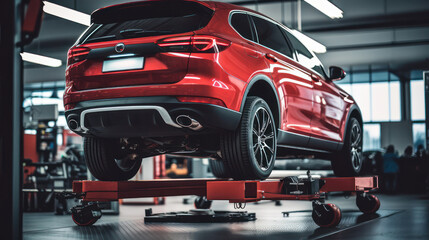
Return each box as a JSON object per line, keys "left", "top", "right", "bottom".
{"left": 64, "top": 0, "right": 357, "bottom": 144}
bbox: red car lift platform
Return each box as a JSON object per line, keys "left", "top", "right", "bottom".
{"left": 68, "top": 175, "right": 380, "bottom": 228}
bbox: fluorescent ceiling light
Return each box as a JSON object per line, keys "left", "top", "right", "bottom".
{"left": 43, "top": 1, "right": 90, "bottom": 26}
{"left": 291, "top": 30, "right": 327, "bottom": 54}
{"left": 304, "top": 0, "right": 343, "bottom": 19}
{"left": 21, "top": 52, "right": 62, "bottom": 67}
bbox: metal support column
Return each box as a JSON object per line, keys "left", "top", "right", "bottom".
{"left": 0, "top": 0, "right": 23, "bottom": 239}
{"left": 424, "top": 71, "right": 429, "bottom": 149}
{"left": 297, "top": 0, "right": 302, "bottom": 31}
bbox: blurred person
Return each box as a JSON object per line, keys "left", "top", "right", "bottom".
{"left": 383, "top": 145, "right": 399, "bottom": 194}
{"left": 398, "top": 146, "right": 417, "bottom": 193}
{"left": 425, "top": 150, "right": 429, "bottom": 194}
{"left": 415, "top": 145, "right": 425, "bottom": 159}
{"left": 415, "top": 145, "right": 429, "bottom": 194}
{"left": 374, "top": 151, "right": 384, "bottom": 176}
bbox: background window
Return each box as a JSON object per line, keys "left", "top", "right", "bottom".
{"left": 23, "top": 97, "right": 65, "bottom": 112}
{"left": 337, "top": 80, "right": 401, "bottom": 122}
{"left": 389, "top": 81, "right": 401, "bottom": 121}
{"left": 363, "top": 123, "right": 381, "bottom": 150}
{"left": 251, "top": 16, "right": 293, "bottom": 58}
{"left": 23, "top": 89, "right": 66, "bottom": 130}
{"left": 410, "top": 80, "right": 425, "bottom": 121}
{"left": 352, "top": 83, "right": 371, "bottom": 122}
{"left": 230, "top": 13, "right": 253, "bottom": 40}
{"left": 412, "top": 123, "right": 426, "bottom": 149}
{"left": 371, "top": 82, "right": 390, "bottom": 122}
{"left": 352, "top": 72, "right": 370, "bottom": 83}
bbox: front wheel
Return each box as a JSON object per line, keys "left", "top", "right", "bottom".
{"left": 331, "top": 117, "right": 363, "bottom": 176}
{"left": 220, "top": 97, "right": 277, "bottom": 180}
{"left": 84, "top": 137, "right": 143, "bottom": 181}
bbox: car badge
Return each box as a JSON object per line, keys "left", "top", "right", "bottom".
{"left": 115, "top": 43, "right": 125, "bottom": 53}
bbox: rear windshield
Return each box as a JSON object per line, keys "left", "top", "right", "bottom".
{"left": 77, "top": 1, "right": 214, "bottom": 44}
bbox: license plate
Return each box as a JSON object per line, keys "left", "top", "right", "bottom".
{"left": 102, "top": 57, "right": 144, "bottom": 72}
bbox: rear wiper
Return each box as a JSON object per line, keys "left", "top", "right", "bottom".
{"left": 85, "top": 35, "right": 116, "bottom": 43}
{"left": 119, "top": 29, "right": 173, "bottom": 37}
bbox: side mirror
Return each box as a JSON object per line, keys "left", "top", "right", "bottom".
{"left": 329, "top": 66, "right": 346, "bottom": 81}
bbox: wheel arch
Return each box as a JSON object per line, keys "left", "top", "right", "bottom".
{"left": 342, "top": 104, "right": 363, "bottom": 142}
{"left": 240, "top": 75, "right": 281, "bottom": 130}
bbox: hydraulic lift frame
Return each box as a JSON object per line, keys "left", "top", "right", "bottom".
{"left": 69, "top": 175, "right": 380, "bottom": 228}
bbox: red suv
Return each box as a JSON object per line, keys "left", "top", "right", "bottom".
{"left": 64, "top": 0, "right": 363, "bottom": 181}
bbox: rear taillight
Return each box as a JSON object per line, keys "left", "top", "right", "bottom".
{"left": 192, "top": 36, "right": 231, "bottom": 52}
{"left": 157, "top": 36, "right": 192, "bottom": 52}
{"left": 157, "top": 35, "right": 231, "bottom": 53}
{"left": 177, "top": 96, "right": 226, "bottom": 108}
{"left": 67, "top": 47, "right": 90, "bottom": 65}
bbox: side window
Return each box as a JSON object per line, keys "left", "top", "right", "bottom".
{"left": 251, "top": 16, "right": 293, "bottom": 58}
{"left": 230, "top": 13, "right": 253, "bottom": 41}
{"left": 281, "top": 28, "right": 326, "bottom": 77}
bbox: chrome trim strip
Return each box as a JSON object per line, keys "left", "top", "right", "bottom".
{"left": 278, "top": 129, "right": 341, "bottom": 145}
{"left": 278, "top": 129, "right": 307, "bottom": 138}
{"left": 80, "top": 106, "right": 182, "bottom": 132}
{"left": 277, "top": 144, "right": 331, "bottom": 153}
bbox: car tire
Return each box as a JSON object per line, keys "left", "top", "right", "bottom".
{"left": 331, "top": 117, "right": 363, "bottom": 176}
{"left": 220, "top": 97, "right": 277, "bottom": 180}
{"left": 84, "top": 137, "right": 142, "bottom": 181}
{"left": 209, "top": 160, "right": 230, "bottom": 178}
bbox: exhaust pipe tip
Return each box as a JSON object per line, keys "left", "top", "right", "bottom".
{"left": 176, "top": 115, "right": 203, "bottom": 131}
{"left": 68, "top": 119, "right": 79, "bottom": 131}
{"left": 176, "top": 115, "right": 193, "bottom": 127}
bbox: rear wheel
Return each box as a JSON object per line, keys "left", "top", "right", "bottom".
{"left": 220, "top": 97, "right": 277, "bottom": 180}
{"left": 331, "top": 117, "right": 363, "bottom": 176}
{"left": 84, "top": 137, "right": 143, "bottom": 181}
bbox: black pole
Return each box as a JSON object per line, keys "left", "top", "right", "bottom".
{"left": 0, "top": 0, "right": 23, "bottom": 239}
{"left": 424, "top": 72, "right": 429, "bottom": 150}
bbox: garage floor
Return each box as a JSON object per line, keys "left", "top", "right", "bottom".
{"left": 23, "top": 194, "right": 429, "bottom": 240}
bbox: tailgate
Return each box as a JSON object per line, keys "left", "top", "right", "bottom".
{"left": 66, "top": 1, "right": 214, "bottom": 91}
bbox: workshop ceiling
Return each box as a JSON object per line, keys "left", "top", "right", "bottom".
{"left": 24, "top": 0, "right": 429, "bottom": 84}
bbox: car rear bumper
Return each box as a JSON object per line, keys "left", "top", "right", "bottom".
{"left": 65, "top": 96, "right": 241, "bottom": 138}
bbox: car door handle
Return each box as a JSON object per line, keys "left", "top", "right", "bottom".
{"left": 265, "top": 53, "right": 277, "bottom": 62}
{"left": 311, "top": 74, "right": 320, "bottom": 82}
{"left": 241, "top": 44, "right": 261, "bottom": 58}
{"left": 339, "top": 91, "right": 348, "bottom": 98}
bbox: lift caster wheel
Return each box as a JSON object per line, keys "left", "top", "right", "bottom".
{"left": 312, "top": 202, "right": 342, "bottom": 228}
{"left": 194, "top": 196, "right": 212, "bottom": 209}
{"left": 356, "top": 193, "right": 380, "bottom": 214}
{"left": 71, "top": 204, "right": 102, "bottom": 226}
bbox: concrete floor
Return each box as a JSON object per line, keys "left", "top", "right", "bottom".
{"left": 23, "top": 194, "right": 429, "bottom": 240}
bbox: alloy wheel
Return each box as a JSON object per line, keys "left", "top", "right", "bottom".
{"left": 114, "top": 138, "right": 140, "bottom": 172}
{"left": 350, "top": 121, "right": 362, "bottom": 171}
{"left": 251, "top": 107, "right": 275, "bottom": 171}
{"left": 115, "top": 153, "right": 139, "bottom": 172}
